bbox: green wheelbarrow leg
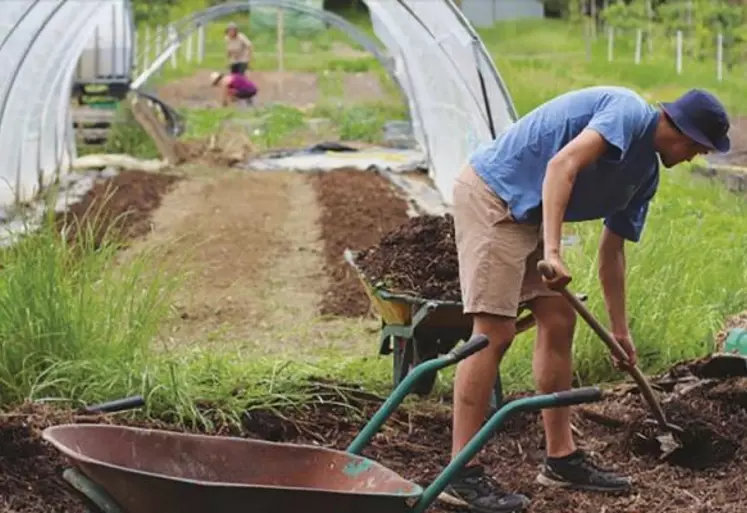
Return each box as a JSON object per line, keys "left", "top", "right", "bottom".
{"left": 411, "top": 387, "right": 605, "bottom": 513}
{"left": 62, "top": 467, "right": 124, "bottom": 513}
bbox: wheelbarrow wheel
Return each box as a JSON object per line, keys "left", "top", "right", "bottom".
{"left": 392, "top": 336, "right": 437, "bottom": 396}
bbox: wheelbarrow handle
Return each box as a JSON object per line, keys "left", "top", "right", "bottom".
{"left": 536, "top": 260, "right": 673, "bottom": 431}
{"left": 448, "top": 334, "right": 489, "bottom": 363}
{"left": 552, "top": 387, "right": 605, "bottom": 407}
{"left": 82, "top": 395, "right": 145, "bottom": 414}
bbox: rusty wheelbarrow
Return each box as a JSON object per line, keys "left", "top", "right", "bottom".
{"left": 44, "top": 336, "right": 605, "bottom": 513}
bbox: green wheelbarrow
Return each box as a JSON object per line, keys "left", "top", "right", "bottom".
{"left": 343, "top": 248, "right": 589, "bottom": 408}
{"left": 43, "top": 335, "right": 605, "bottom": 513}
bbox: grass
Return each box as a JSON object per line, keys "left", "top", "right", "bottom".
{"left": 0, "top": 193, "right": 179, "bottom": 407}
{"left": 481, "top": 19, "right": 747, "bottom": 116}
{"left": 6, "top": 13, "right": 747, "bottom": 428}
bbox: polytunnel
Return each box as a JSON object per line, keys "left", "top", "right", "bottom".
{"left": 362, "top": 0, "right": 518, "bottom": 204}
{"left": 0, "top": 0, "right": 520, "bottom": 209}
{"left": 132, "top": 0, "right": 519, "bottom": 205}
{"left": 0, "top": 0, "right": 130, "bottom": 207}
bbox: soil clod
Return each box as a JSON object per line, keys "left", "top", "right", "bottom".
{"left": 355, "top": 213, "right": 461, "bottom": 301}
{"left": 626, "top": 399, "right": 740, "bottom": 470}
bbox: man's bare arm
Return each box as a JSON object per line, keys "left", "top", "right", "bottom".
{"left": 598, "top": 226, "right": 627, "bottom": 334}
{"left": 542, "top": 129, "right": 610, "bottom": 257}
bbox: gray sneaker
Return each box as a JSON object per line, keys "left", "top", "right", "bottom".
{"left": 536, "top": 449, "right": 632, "bottom": 493}
{"left": 440, "top": 465, "right": 530, "bottom": 513}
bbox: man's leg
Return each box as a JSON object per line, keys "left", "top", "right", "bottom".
{"left": 441, "top": 164, "right": 539, "bottom": 513}
{"left": 451, "top": 314, "right": 514, "bottom": 461}
{"left": 523, "top": 257, "right": 632, "bottom": 493}
{"left": 528, "top": 294, "right": 577, "bottom": 458}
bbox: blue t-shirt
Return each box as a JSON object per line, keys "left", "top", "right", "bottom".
{"left": 469, "top": 86, "right": 661, "bottom": 242}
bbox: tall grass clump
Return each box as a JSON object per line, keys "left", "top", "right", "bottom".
{"left": 0, "top": 191, "right": 180, "bottom": 408}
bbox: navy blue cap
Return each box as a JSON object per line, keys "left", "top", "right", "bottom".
{"left": 659, "top": 89, "right": 730, "bottom": 153}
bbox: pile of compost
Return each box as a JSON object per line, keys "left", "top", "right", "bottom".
{"left": 354, "top": 214, "right": 461, "bottom": 301}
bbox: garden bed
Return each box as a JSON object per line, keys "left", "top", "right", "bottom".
{"left": 3, "top": 355, "right": 747, "bottom": 513}
{"left": 55, "top": 169, "right": 182, "bottom": 247}
{"left": 311, "top": 168, "right": 410, "bottom": 317}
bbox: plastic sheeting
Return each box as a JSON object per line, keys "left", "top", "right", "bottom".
{"left": 0, "top": 0, "right": 111, "bottom": 206}
{"left": 363, "top": 0, "right": 518, "bottom": 205}
{"left": 250, "top": 0, "right": 326, "bottom": 36}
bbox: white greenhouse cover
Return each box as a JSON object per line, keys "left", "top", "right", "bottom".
{"left": 363, "top": 0, "right": 518, "bottom": 204}
{"left": 0, "top": 0, "right": 118, "bottom": 206}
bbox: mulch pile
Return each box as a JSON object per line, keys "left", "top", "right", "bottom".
{"left": 55, "top": 169, "right": 181, "bottom": 248}
{"left": 354, "top": 213, "right": 461, "bottom": 301}
{"left": 3, "top": 354, "right": 747, "bottom": 513}
{"left": 311, "top": 168, "right": 410, "bottom": 317}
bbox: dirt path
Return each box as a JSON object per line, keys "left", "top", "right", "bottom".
{"left": 123, "top": 166, "right": 375, "bottom": 356}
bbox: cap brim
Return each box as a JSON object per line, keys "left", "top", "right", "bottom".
{"left": 660, "top": 102, "right": 731, "bottom": 153}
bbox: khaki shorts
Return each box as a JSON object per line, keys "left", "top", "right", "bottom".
{"left": 453, "top": 164, "right": 558, "bottom": 317}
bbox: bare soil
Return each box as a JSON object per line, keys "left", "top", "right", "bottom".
{"left": 311, "top": 169, "right": 411, "bottom": 318}
{"left": 120, "top": 167, "right": 307, "bottom": 350}
{"left": 155, "top": 70, "right": 388, "bottom": 110}
{"left": 2, "top": 355, "right": 747, "bottom": 513}
{"left": 55, "top": 170, "right": 182, "bottom": 248}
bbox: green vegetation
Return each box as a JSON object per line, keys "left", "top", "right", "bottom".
{"left": 480, "top": 18, "right": 747, "bottom": 116}
{"left": 8, "top": 6, "right": 747, "bottom": 426}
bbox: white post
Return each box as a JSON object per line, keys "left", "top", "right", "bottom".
{"left": 186, "top": 31, "right": 193, "bottom": 62}
{"left": 635, "top": 28, "right": 642, "bottom": 64}
{"left": 676, "top": 30, "right": 683, "bottom": 74}
{"left": 169, "top": 25, "right": 177, "bottom": 68}
{"left": 143, "top": 26, "right": 150, "bottom": 72}
{"left": 607, "top": 26, "right": 614, "bottom": 62}
{"left": 133, "top": 30, "right": 138, "bottom": 74}
{"left": 198, "top": 24, "right": 205, "bottom": 63}
{"left": 155, "top": 25, "right": 162, "bottom": 56}
{"left": 277, "top": 8, "right": 285, "bottom": 72}
{"left": 717, "top": 32, "right": 723, "bottom": 82}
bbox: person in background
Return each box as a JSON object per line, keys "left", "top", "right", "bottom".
{"left": 210, "top": 71, "right": 258, "bottom": 107}
{"left": 225, "top": 21, "right": 253, "bottom": 75}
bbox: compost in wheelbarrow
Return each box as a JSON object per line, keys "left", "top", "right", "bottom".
{"left": 43, "top": 336, "right": 607, "bottom": 513}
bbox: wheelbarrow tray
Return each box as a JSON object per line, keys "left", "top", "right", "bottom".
{"left": 43, "top": 424, "right": 422, "bottom": 513}
{"left": 344, "top": 249, "right": 469, "bottom": 331}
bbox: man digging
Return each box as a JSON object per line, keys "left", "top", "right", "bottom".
{"left": 442, "top": 86, "right": 730, "bottom": 513}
